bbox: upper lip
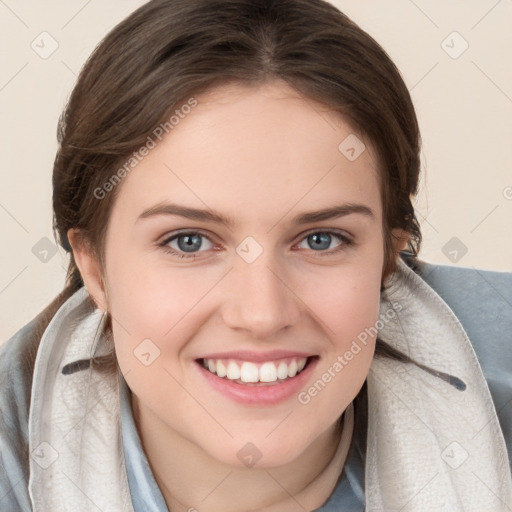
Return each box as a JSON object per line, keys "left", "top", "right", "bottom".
{"left": 197, "top": 350, "right": 316, "bottom": 363}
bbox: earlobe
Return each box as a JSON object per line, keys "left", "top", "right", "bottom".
{"left": 67, "top": 228, "right": 108, "bottom": 311}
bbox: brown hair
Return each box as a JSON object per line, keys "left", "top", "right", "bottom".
{"left": 29, "top": 0, "right": 422, "bottom": 377}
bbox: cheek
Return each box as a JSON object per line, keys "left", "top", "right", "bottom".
{"left": 295, "top": 250, "right": 383, "bottom": 410}
{"left": 309, "top": 269, "right": 381, "bottom": 332}
{"left": 105, "top": 242, "right": 222, "bottom": 338}
{"left": 294, "top": 297, "right": 378, "bottom": 437}
{"left": 104, "top": 246, "right": 228, "bottom": 396}
{"left": 300, "top": 243, "right": 383, "bottom": 342}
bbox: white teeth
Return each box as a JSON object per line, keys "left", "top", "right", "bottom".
{"left": 277, "top": 361, "right": 289, "bottom": 380}
{"left": 202, "top": 357, "right": 309, "bottom": 383}
{"left": 226, "top": 361, "right": 241, "bottom": 380}
{"left": 240, "top": 362, "right": 259, "bottom": 383}
{"left": 287, "top": 360, "right": 298, "bottom": 378}
{"left": 217, "top": 360, "right": 227, "bottom": 377}
{"left": 260, "top": 362, "right": 277, "bottom": 382}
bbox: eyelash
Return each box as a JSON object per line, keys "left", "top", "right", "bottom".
{"left": 158, "top": 229, "right": 354, "bottom": 260}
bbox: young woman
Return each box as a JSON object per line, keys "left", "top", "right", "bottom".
{"left": 1, "top": 1, "right": 511, "bottom": 511}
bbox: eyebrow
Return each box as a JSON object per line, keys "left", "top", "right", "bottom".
{"left": 136, "top": 202, "right": 374, "bottom": 227}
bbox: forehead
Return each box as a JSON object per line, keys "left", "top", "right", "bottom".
{"left": 110, "top": 80, "right": 382, "bottom": 226}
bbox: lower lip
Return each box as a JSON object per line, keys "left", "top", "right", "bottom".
{"left": 195, "top": 357, "right": 319, "bottom": 405}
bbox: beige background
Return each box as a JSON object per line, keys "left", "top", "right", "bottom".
{"left": 1, "top": 0, "right": 511, "bottom": 343}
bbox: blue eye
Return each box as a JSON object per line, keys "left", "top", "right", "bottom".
{"left": 304, "top": 232, "right": 333, "bottom": 251}
{"left": 297, "top": 231, "right": 350, "bottom": 253}
{"left": 162, "top": 232, "right": 213, "bottom": 257}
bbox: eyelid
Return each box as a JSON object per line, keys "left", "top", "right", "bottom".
{"left": 159, "top": 228, "right": 217, "bottom": 245}
{"left": 293, "top": 227, "right": 353, "bottom": 243}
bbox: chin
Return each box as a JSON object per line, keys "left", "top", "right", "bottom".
{"left": 204, "top": 435, "right": 308, "bottom": 470}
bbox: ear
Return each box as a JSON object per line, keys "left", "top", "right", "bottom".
{"left": 391, "top": 228, "right": 410, "bottom": 253}
{"left": 67, "top": 228, "right": 108, "bottom": 312}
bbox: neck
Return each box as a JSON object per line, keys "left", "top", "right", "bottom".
{"left": 132, "top": 395, "right": 352, "bottom": 512}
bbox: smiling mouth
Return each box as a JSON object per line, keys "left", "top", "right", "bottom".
{"left": 196, "top": 356, "right": 318, "bottom": 386}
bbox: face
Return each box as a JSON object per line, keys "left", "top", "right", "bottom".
{"left": 78, "top": 80, "right": 386, "bottom": 468}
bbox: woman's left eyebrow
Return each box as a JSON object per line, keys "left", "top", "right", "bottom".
{"left": 136, "top": 202, "right": 374, "bottom": 227}
{"left": 291, "top": 204, "right": 374, "bottom": 224}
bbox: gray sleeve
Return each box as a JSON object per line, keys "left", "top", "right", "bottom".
{"left": 0, "top": 321, "right": 38, "bottom": 512}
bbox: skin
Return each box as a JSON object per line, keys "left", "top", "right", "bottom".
{"left": 70, "top": 80, "right": 408, "bottom": 511}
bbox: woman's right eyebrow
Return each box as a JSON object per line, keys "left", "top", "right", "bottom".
{"left": 136, "top": 202, "right": 375, "bottom": 227}
{"left": 136, "top": 202, "right": 234, "bottom": 227}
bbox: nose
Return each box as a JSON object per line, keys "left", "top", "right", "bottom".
{"left": 220, "top": 252, "right": 301, "bottom": 339}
